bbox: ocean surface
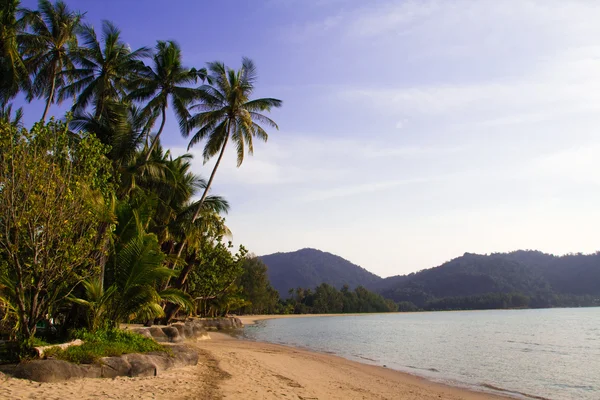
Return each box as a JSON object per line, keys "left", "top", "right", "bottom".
{"left": 242, "top": 308, "right": 600, "bottom": 400}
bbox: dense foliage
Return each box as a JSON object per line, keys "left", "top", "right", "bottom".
{"left": 0, "top": 0, "right": 281, "bottom": 355}
{"left": 236, "top": 257, "right": 279, "bottom": 315}
{"left": 0, "top": 119, "right": 113, "bottom": 342}
{"left": 260, "top": 248, "right": 382, "bottom": 297}
{"left": 282, "top": 284, "right": 397, "bottom": 314}
{"left": 376, "top": 251, "right": 600, "bottom": 309}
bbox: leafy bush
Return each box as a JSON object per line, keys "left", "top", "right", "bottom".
{"left": 43, "top": 328, "right": 166, "bottom": 364}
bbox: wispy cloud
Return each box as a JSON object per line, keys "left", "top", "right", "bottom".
{"left": 301, "top": 177, "right": 432, "bottom": 202}
{"left": 167, "top": 0, "right": 600, "bottom": 275}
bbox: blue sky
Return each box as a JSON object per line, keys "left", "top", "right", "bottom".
{"left": 17, "top": 0, "right": 600, "bottom": 277}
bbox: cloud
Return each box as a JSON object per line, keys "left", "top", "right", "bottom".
{"left": 301, "top": 177, "right": 431, "bottom": 202}
{"left": 172, "top": 0, "right": 600, "bottom": 275}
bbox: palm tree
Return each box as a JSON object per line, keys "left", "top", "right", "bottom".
{"left": 68, "top": 277, "right": 116, "bottom": 331}
{"left": 186, "top": 57, "right": 282, "bottom": 222}
{"left": 70, "top": 100, "right": 148, "bottom": 169}
{"left": 0, "top": 0, "right": 29, "bottom": 104}
{"left": 0, "top": 103, "right": 24, "bottom": 127}
{"left": 128, "top": 40, "right": 206, "bottom": 161}
{"left": 101, "top": 200, "right": 192, "bottom": 325}
{"left": 60, "top": 21, "right": 150, "bottom": 118}
{"left": 20, "top": 0, "right": 82, "bottom": 121}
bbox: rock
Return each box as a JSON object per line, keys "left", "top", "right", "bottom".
{"left": 12, "top": 345, "right": 199, "bottom": 382}
{"left": 170, "top": 323, "right": 187, "bottom": 339}
{"left": 182, "top": 319, "right": 210, "bottom": 340}
{"left": 125, "top": 354, "right": 157, "bottom": 377}
{"left": 14, "top": 360, "right": 101, "bottom": 382}
{"left": 200, "top": 317, "right": 243, "bottom": 330}
{"left": 131, "top": 328, "right": 154, "bottom": 340}
{"left": 100, "top": 357, "right": 131, "bottom": 378}
{"left": 161, "top": 326, "right": 183, "bottom": 343}
{"left": 190, "top": 324, "right": 209, "bottom": 340}
{"left": 147, "top": 327, "right": 168, "bottom": 342}
{"left": 181, "top": 322, "right": 194, "bottom": 338}
{"left": 79, "top": 364, "right": 103, "bottom": 379}
{"left": 144, "top": 353, "right": 175, "bottom": 374}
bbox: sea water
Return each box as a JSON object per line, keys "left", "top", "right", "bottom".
{"left": 242, "top": 308, "right": 600, "bottom": 400}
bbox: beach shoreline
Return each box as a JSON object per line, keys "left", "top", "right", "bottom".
{"left": 199, "top": 331, "right": 512, "bottom": 399}
{"left": 233, "top": 314, "right": 520, "bottom": 400}
{"left": 0, "top": 316, "right": 516, "bottom": 399}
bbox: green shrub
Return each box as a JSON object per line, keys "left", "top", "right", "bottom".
{"left": 43, "top": 328, "right": 166, "bottom": 364}
{"left": 30, "top": 337, "right": 51, "bottom": 347}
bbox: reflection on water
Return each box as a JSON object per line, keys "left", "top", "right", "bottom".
{"left": 243, "top": 308, "right": 600, "bottom": 400}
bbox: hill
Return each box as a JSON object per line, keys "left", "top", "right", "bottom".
{"left": 375, "top": 251, "right": 600, "bottom": 309}
{"left": 260, "top": 248, "right": 382, "bottom": 296}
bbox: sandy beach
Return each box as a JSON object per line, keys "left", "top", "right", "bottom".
{"left": 0, "top": 316, "right": 511, "bottom": 400}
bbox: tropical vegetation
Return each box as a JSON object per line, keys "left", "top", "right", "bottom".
{"left": 283, "top": 284, "right": 398, "bottom": 314}
{"left": 0, "top": 0, "right": 282, "bottom": 357}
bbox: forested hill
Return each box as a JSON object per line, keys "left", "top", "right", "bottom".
{"left": 375, "top": 251, "right": 600, "bottom": 309}
{"left": 260, "top": 248, "right": 382, "bottom": 296}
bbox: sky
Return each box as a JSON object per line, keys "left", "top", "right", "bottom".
{"left": 16, "top": 0, "right": 600, "bottom": 277}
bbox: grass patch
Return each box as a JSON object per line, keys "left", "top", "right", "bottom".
{"left": 43, "top": 328, "right": 167, "bottom": 364}
{"left": 30, "top": 337, "right": 52, "bottom": 347}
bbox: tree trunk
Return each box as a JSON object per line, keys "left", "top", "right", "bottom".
{"left": 191, "top": 130, "right": 230, "bottom": 223}
{"left": 145, "top": 104, "right": 167, "bottom": 162}
{"left": 93, "top": 222, "right": 110, "bottom": 290}
{"left": 161, "top": 240, "right": 185, "bottom": 291}
{"left": 41, "top": 72, "right": 56, "bottom": 122}
{"left": 162, "top": 258, "right": 195, "bottom": 323}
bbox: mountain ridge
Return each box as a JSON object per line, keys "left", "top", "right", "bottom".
{"left": 260, "top": 248, "right": 600, "bottom": 308}
{"left": 259, "top": 248, "right": 382, "bottom": 296}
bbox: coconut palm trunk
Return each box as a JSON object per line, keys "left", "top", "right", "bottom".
{"left": 41, "top": 67, "right": 56, "bottom": 122}
{"left": 162, "top": 130, "right": 230, "bottom": 297}
{"left": 145, "top": 104, "right": 167, "bottom": 161}
{"left": 192, "top": 128, "right": 230, "bottom": 222}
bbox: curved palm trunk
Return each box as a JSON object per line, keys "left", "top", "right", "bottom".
{"left": 162, "top": 126, "right": 231, "bottom": 323}
{"left": 145, "top": 104, "right": 167, "bottom": 162}
{"left": 41, "top": 71, "right": 57, "bottom": 122}
{"left": 192, "top": 129, "right": 230, "bottom": 222}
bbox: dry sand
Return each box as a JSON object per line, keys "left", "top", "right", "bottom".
{"left": 0, "top": 316, "right": 510, "bottom": 399}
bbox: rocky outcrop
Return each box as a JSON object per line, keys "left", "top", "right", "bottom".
{"left": 131, "top": 319, "right": 211, "bottom": 343}
{"left": 12, "top": 317, "right": 241, "bottom": 382}
{"left": 130, "top": 317, "right": 242, "bottom": 342}
{"left": 159, "top": 326, "right": 183, "bottom": 343}
{"left": 14, "top": 345, "right": 199, "bottom": 382}
{"left": 13, "top": 359, "right": 102, "bottom": 382}
{"left": 199, "top": 317, "right": 243, "bottom": 330}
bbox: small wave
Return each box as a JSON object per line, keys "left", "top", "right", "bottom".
{"left": 481, "top": 383, "right": 552, "bottom": 400}
{"left": 406, "top": 365, "right": 440, "bottom": 373}
{"left": 507, "top": 340, "right": 542, "bottom": 346}
{"left": 354, "top": 354, "right": 377, "bottom": 362}
{"left": 552, "top": 384, "right": 595, "bottom": 391}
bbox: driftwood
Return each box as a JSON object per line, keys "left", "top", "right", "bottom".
{"left": 34, "top": 339, "right": 84, "bottom": 358}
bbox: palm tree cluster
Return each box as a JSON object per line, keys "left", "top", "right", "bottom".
{"left": 0, "top": 0, "right": 282, "bottom": 340}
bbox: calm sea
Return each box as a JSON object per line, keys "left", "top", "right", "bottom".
{"left": 242, "top": 308, "right": 600, "bottom": 400}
